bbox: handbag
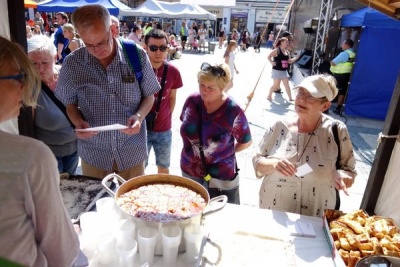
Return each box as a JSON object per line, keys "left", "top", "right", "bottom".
{"left": 145, "top": 62, "right": 168, "bottom": 131}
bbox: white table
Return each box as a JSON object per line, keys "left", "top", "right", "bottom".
{"left": 83, "top": 204, "right": 340, "bottom": 267}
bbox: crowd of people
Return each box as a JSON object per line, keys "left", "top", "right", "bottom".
{"left": 0, "top": 4, "right": 359, "bottom": 265}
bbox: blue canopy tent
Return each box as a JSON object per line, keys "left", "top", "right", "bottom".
{"left": 37, "top": 0, "right": 130, "bottom": 16}
{"left": 340, "top": 7, "right": 400, "bottom": 120}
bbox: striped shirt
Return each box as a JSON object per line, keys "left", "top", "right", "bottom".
{"left": 55, "top": 40, "right": 161, "bottom": 170}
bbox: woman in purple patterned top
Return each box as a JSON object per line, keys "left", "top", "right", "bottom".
{"left": 180, "top": 62, "right": 252, "bottom": 204}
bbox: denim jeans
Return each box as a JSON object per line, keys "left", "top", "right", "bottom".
{"left": 56, "top": 151, "right": 79, "bottom": 175}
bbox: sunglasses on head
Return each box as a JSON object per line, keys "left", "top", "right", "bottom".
{"left": 200, "top": 63, "right": 226, "bottom": 77}
{"left": 148, "top": 45, "right": 168, "bottom": 52}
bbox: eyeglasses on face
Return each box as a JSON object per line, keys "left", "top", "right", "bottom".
{"left": 295, "top": 89, "right": 325, "bottom": 103}
{"left": 148, "top": 45, "right": 168, "bottom": 52}
{"left": 0, "top": 73, "right": 26, "bottom": 84}
{"left": 200, "top": 62, "right": 226, "bottom": 77}
{"left": 85, "top": 34, "right": 110, "bottom": 51}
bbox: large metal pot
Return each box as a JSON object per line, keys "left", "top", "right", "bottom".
{"left": 102, "top": 173, "right": 227, "bottom": 255}
{"left": 355, "top": 255, "right": 400, "bottom": 267}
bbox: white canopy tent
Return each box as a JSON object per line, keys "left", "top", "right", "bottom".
{"left": 120, "top": 0, "right": 216, "bottom": 20}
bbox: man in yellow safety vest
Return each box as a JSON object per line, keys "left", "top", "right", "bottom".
{"left": 330, "top": 39, "right": 356, "bottom": 114}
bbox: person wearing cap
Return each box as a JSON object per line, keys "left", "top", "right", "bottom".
{"left": 330, "top": 39, "right": 356, "bottom": 114}
{"left": 253, "top": 74, "right": 357, "bottom": 216}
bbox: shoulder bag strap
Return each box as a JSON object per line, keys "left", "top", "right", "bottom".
{"left": 42, "top": 82, "right": 75, "bottom": 129}
{"left": 332, "top": 121, "right": 341, "bottom": 210}
{"left": 197, "top": 99, "right": 209, "bottom": 180}
{"left": 154, "top": 62, "right": 168, "bottom": 116}
{"left": 332, "top": 121, "right": 341, "bottom": 169}
{"left": 120, "top": 39, "right": 143, "bottom": 83}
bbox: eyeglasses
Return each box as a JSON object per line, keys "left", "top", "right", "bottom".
{"left": 295, "top": 89, "right": 326, "bottom": 103}
{"left": 85, "top": 34, "right": 110, "bottom": 51}
{"left": 0, "top": 73, "right": 26, "bottom": 84}
{"left": 200, "top": 62, "right": 226, "bottom": 77}
{"left": 148, "top": 45, "right": 168, "bottom": 52}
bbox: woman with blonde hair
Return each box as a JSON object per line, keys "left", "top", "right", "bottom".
{"left": 179, "top": 62, "right": 252, "bottom": 204}
{"left": 223, "top": 40, "right": 239, "bottom": 92}
{"left": 62, "top": 23, "right": 83, "bottom": 57}
{"left": 0, "top": 36, "right": 79, "bottom": 267}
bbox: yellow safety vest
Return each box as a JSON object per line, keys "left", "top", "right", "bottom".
{"left": 330, "top": 49, "right": 356, "bottom": 74}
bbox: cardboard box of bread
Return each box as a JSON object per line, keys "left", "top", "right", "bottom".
{"left": 323, "top": 209, "right": 400, "bottom": 267}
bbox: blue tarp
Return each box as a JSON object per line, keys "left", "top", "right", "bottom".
{"left": 340, "top": 7, "right": 400, "bottom": 120}
{"left": 37, "top": 0, "right": 130, "bottom": 15}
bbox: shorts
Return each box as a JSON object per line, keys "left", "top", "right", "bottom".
{"left": 333, "top": 73, "right": 351, "bottom": 96}
{"left": 181, "top": 36, "right": 187, "bottom": 42}
{"left": 146, "top": 130, "right": 172, "bottom": 168}
{"left": 271, "top": 69, "right": 289, "bottom": 79}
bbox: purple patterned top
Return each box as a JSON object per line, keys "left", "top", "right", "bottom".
{"left": 180, "top": 93, "right": 252, "bottom": 180}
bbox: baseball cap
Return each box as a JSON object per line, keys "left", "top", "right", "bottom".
{"left": 282, "top": 31, "right": 292, "bottom": 37}
{"left": 293, "top": 75, "right": 338, "bottom": 101}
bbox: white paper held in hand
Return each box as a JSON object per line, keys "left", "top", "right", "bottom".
{"left": 295, "top": 163, "right": 313, "bottom": 177}
{"left": 75, "top": 124, "right": 128, "bottom": 132}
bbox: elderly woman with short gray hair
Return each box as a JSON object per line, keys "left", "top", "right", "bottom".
{"left": 26, "top": 34, "right": 78, "bottom": 174}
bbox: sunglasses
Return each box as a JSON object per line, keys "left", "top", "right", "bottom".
{"left": 148, "top": 45, "right": 168, "bottom": 52}
{"left": 200, "top": 63, "right": 226, "bottom": 77}
{"left": 0, "top": 73, "right": 26, "bottom": 84}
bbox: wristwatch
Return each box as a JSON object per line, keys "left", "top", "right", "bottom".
{"left": 135, "top": 113, "right": 142, "bottom": 122}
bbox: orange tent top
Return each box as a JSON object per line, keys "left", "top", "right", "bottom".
{"left": 25, "top": 0, "right": 37, "bottom": 8}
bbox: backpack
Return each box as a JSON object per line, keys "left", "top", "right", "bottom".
{"left": 120, "top": 39, "right": 143, "bottom": 84}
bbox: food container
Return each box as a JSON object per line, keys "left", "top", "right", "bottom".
{"left": 102, "top": 173, "right": 227, "bottom": 255}
{"left": 323, "top": 209, "right": 400, "bottom": 267}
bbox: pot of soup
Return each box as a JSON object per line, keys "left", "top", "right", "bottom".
{"left": 101, "top": 173, "right": 227, "bottom": 255}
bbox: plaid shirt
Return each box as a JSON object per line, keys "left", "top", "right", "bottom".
{"left": 56, "top": 40, "right": 160, "bottom": 170}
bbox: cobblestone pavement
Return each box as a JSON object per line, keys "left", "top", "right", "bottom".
{"left": 142, "top": 45, "right": 383, "bottom": 213}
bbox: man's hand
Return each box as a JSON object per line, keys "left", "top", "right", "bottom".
{"left": 121, "top": 114, "right": 142, "bottom": 135}
{"left": 75, "top": 120, "right": 98, "bottom": 139}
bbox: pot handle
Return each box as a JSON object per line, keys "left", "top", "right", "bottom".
{"left": 101, "top": 173, "right": 126, "bottom": 197}
{"left": 203, "top": 195, "right": 227, "bottom": 216}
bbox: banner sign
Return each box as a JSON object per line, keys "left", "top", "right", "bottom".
{"left": 256, "top": 9, "right": 287, "bottom": 23}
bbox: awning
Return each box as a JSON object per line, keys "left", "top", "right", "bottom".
{"left": 25, "top": 0, "right": 37, "bottom": 9}
{"left": 357, "top": 0, "right": 400, "bottom": 20}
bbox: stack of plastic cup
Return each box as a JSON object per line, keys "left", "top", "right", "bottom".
{"left": 184, "top": 224, "right": 204, "bottom": 263}
{"left": 116, "top": 237, "right": 137, "bottom": 267}
{"left": 138, "top": 226, "right": 158, "bottom": 265}
{"left": 162, "top": 225, "right": 182, "bottom": 267}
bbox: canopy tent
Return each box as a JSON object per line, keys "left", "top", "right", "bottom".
{"left": 25, "top": 0, "right": 38, "bottom": 8}
{"left": 120, "top": 0, "right": 216, "bottom": 20}
{"left": 340, "top": 7, "right": 400, "bottom": 120}
{"left": 37, "top": 0, "right": 131, "bottom": 16}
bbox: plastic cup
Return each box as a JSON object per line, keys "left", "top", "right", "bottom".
{"left": 162, "top": 225, "right": 182, "bottom": 267}
{"left": 116, "top": 238, "right": 137, "bottom": 267}
{"left": 79, "top": 211, "right": 103, "bottom": 252}
{"left": 115, "top": 219, "right": 136, "bottom": 242}
{"left": 184, "top": 224, "right": 204, "bottom": 263}
{"left": 137, "top": 226, "right": 158, "bottom": 265}
{"left": 96, "top": 235, "right": 117, "bottom": 265}
{"left": 96, "top": 197, "right": 117, "bottom": 215}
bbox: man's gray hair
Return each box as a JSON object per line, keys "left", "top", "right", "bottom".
{"left": 72, "top": 4, "right": 111, "bottom": 33}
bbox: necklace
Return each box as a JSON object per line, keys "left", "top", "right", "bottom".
{"left": 296, "top": 116, "right": 321, "bottom": 164}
